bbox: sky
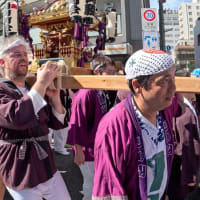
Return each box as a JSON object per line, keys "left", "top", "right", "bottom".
{"left": 150, "top": 0, "right": 192, "bottom": 9}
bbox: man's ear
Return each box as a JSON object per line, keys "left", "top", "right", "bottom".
{"left": 0, "top": 59, "right": 4, "bottom": 66}
{"left": 131, "top": 79, "right": 142, "bottom": 94}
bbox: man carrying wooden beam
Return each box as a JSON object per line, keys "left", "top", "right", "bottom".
{"left": 0, "top": 35, "right": 71, "bottom": 200}
{"left": 67, "top": 55, "right": 116, "bottom": 200}
{"left": 92, "top": 49, "right": 182, "bottom": 200}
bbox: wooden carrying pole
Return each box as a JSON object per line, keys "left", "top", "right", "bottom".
{"left": 0, "top": 75, "right": 199, "bottom": 199}
{"left": 26, "top": 75, "right": 200, "bottom": 93}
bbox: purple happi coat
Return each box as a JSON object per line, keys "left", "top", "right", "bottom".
{"left": 67, "top": 89, "right": 108, "bottom": 161}
{"left": 92, "top": 94, "right": 180, "bottom": 200}
{"left": 0, "top": 82, "right": 68, "bottom": 190}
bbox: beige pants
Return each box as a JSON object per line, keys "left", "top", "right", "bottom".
{"left": 0, "top": 173, "right": 5, "bottom": 200}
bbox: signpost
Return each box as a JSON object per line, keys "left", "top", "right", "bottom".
{"left": 141, "top": 8, "right": 159, "bottom": 49}
{"left": 141, "top": 8, "right": 159, "bottom": 32}
{"left": 142, "top": 31, "right": 159, "bottom": 49}
{"left": 166, "top": 45, "right": 171, "bottom": 51}
{"left": 144, "top": 9, "right": 156, "bottom": 21}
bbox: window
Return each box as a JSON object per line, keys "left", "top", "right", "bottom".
{"left": 190, "top": 31, "right": 193, "bottom": 35}
{"left": 190, "top": 24, "right": 193, "bottom": 28}
{"left": 166, "top": 40, "right": 174, "bottom": 43}
{"left": 189, "top": 18, "right": 193, "bottom": 22}
{"left": 197, "top": 6, "right": 200, "bottom": 9}
{"left": 188, "top": 5, "right": 192, "bottom": 9}
{"left": 164, "top": 22, "right": 172, "bottom": 25}
{"left": 166, "top": 34, "right": 173, "bottom": 37}
{"left": 189, "top": 12, "right": 192, "bottom": 15}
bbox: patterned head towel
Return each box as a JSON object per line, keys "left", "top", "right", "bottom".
{"left": 125, "top": 49, "right": 174, "bottom": 80}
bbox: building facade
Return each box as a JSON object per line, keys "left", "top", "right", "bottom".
{"left": 175, "top": 40, "right": 195, "bottom": 72}
{"left": 163, "top": 9, "right": 180, "bottom": 53}
{"left": 178, "top": 0, "right": 200, "bottom": 42}
{"left": 141, "top": 0, "right": 150, "bottom": 8}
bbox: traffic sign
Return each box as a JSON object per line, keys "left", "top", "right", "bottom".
{"left": 166, "top": 45, "right": 171, "bottom": 51}
{"left": 144, "top": 9, "right": 156, "bottom": 21}
{"left": 141, "top": 8, "right": 158, "bottom": 31}
{"left": 142, "top": 31, "right": 159, "bottom": 49}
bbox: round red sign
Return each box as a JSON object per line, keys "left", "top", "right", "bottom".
{"left": 144, "top": 9, "right": 156, "bottom": 22}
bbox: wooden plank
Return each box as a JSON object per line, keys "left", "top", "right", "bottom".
{"left": 68, "top": 67, "right": 92, "bottom": 75}
{"left": 175, "top": 77, "right": 200, "bottom": 93}
{"left": 25, "top": 75, "right": 200, "bottom": 93}
{"left": 61, "top": 75, "right": 129, "bottom": 90}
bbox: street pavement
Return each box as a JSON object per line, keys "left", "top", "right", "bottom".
{"left": 4, "top": 148, "right": 83, "bottom": 200}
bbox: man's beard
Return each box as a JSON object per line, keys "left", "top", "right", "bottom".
{"left": 5, "top": 68, "right": 28, "bottom": 81}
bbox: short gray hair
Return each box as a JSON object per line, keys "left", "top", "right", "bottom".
{"left": 90, "top": 55, "right": 115, "bottom": 73}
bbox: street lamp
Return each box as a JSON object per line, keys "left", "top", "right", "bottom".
{"left": 159, "top": 0, "right": 166, "bottom": 51}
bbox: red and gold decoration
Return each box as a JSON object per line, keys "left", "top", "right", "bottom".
{"left": 19, "top": 0, "right": 106, "bottom": 73}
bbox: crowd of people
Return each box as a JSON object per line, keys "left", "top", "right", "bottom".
{"left": 0, "top": 35, "right": 199, "bottom": 200}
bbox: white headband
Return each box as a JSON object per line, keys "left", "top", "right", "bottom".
{"left": 94, "top": 63, "right": 104, "bottom": 71}
{"left": 90, "top": 62, "right": 104, "bottom": 71}
{"left": 0, "top": 39, "right": 29, "bottom": 57}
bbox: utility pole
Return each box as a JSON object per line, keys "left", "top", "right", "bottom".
{"left": 159, "top": 0, "right": 166, "bottom": 51}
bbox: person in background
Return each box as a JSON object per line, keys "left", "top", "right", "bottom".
{"left": 92, "top": 49, "right": 182, "bottom": 200}
{"left": 0, "top": 35, "right": 71, "bottom": 200}
{"left": 114, "top": 66, "right": 131, "bottom": 105}
{"left": 114, "top": 89, "right": 130, "bottom": 104}
{"left": 49, "top": 90, "right": 71, "bottom": 156}
{"left": 67, "top": 55, "right": 116, "bottom": 200}
{"left": 167, "top": 92, "right": 200, "bottom": 200}
{"left": 182, "top": 70, "right": 200, "bottom": 200}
